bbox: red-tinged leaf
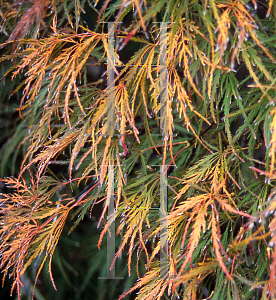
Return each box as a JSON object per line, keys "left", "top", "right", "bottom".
{"left": 211, "top": 210, "right": 232, "bottom": 280}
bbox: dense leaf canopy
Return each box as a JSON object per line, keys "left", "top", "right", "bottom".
{"left": 1, "top": 0, "right": 276, "bottom": 299}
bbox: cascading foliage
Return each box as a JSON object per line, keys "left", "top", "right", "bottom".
{"left": 1, "top": 0, "right": 276, "bottom": 299}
